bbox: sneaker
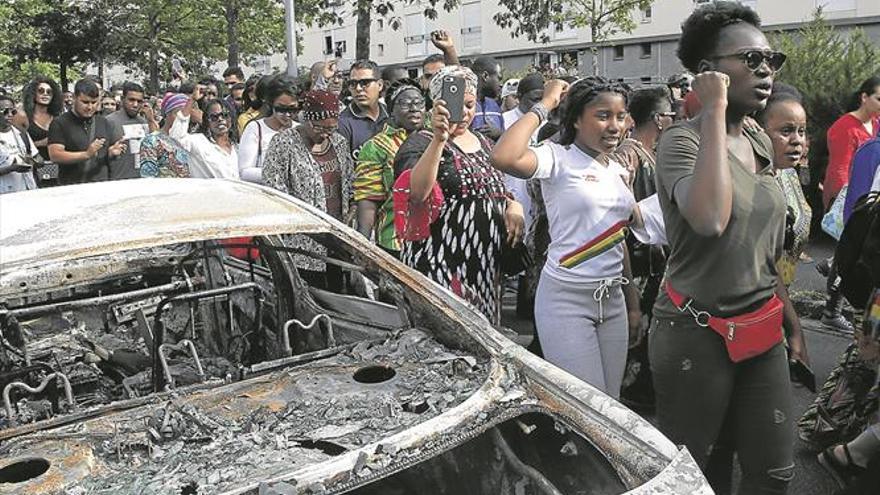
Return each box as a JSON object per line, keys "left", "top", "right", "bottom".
{"left": 822, "top": 313, "right": 854, "bottom": 334}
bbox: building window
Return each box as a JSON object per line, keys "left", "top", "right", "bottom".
{"left": 641, "top": 6, "right": 652, "bottom": 22}
{"left": 461, "top": 2, "right": 482, "bottom": 51}
{"left": 335, "top": 41, "right": 347, "bottom": 57}
{"left": 324, "top": 35, "right": 333, "bottom": 55}
{"left": 817, "top": 0, "right": 856, "bottom": 11}
{"left": 641, "top": 76, "right": 652, "bottom": 84}
{"left": 405, "top": 13, "right": 427, "bottom": 58}
{"left": 640, "top": 43, "right": 652, "bottom": 58}
{"left": 613, "top": 45, "right": 624, "bottom": 60}
{"left": 377, "top": 44, "right": 385, "bottom": 57}
{"left": 377, "top": 19, "right": 384, "bottom": 31}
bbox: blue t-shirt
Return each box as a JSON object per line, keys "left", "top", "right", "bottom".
{"left": 844, "top": 137, "right": 880, "bottom": 223}
{"left": 471, "top": 98, "right": 504, "bottom": 132}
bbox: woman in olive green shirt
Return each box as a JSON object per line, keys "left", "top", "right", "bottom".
{"left": 651, "top": 3, "right": 804, "bottom": 493}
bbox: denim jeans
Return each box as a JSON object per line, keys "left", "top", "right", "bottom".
{"left": 650, "top": 316, "right": 795, "bottom": 494}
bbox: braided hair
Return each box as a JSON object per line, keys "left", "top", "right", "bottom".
{"left": 559, "top": 77, "right": 630, "bottom": 146}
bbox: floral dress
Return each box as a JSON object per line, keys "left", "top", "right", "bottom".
{"left": 262, "top": 128, "right": 354, "bottom": 271}
{"left": 776, "top": 167, "right": 812, "bottom": 287}
{"left": 393, "top": 130, "right": 509, "bottom": 325}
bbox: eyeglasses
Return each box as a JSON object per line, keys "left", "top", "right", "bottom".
{"left": 308, "top": 122, "right": 337, "bottom": 133}
{"left": 207, "top": 111, "right": 230, "bottom": 122}
{"left": 395, "top": 98, "right": 426, "bottom": 111}
{"left": 347, "top": 78, "right": 378, "bottom": 90}
{"left": 713, "top": 50, "right": 787, "bottom": 73}
{"left": 273, "top": 105, "right": 299, "bottom": 116}
{"left": 36, "top": 87, "right": 53, "bottom": 96}
{"left": 0, "top": 108, "right": 16, "bottom": 116}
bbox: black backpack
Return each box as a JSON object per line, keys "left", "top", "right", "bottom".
{"left": 836, "top": 191, "right": 880, "bottom": 310}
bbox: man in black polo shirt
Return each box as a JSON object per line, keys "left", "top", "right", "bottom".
{"left": 48, "top": 79, "right": 125, "bottom": 185}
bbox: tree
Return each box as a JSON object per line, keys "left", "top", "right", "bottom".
{"left": 345, "top": 0, "right": 461, "bottom": 61}
{"left": 494, "top": 0, "right": 654, "bottom": 76}
{"left": 4, "top": 0, "right": 110, "bottom": 90}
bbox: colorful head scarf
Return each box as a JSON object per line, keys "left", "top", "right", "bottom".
{"left": 428, "top": 65, "right": 478, "bottom": 103}
{"left": 161, "top": 93, "right": 189, "bottom": 116}
{"left": 300, "top": 90, "right": 340, "bottom": 121}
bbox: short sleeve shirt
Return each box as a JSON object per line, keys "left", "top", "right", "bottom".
{"left": 47, "top": 111, "right": 114, "bottom": 185}
{"left": 654, "top": 122, "right": 785, "bottom": 318}
{"left": 530, "top": 141, "right": 636, "bottom": 283}
{"left": 106, "top": 110, "right": 148, "bottom": 180}
{"left": 0, "top": 128, "right": 38, "bottom": 193}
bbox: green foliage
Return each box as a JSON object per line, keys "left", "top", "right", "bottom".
{"left": 772, "top": 10, "right": 880, "bottom": 170}
{"left": 493, "top": 0, "right": 654, "bottom": 75}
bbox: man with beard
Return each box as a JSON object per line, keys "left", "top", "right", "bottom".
{"left": 48, "top": 79, "right": 125, "bottom": 185}
{"left": 470, "top": 57, "right": 504, "bottom": 141}
{"left": 338, "top": 60, "right": 387, "bottom": 161}
{"left": 106, "top": 82, "right": 159, "bottom": 179}
{"left": 354, "top": 79, "right": 425, "bottom": 258}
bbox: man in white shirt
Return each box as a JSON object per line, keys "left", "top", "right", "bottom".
{"left": 0, "top": 95, "right": 39, "bottom": 193}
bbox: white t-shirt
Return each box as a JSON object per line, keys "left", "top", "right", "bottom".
{"left": 531, "top": 141, "right": 636, "bottom": 283}
{"left": 170, "top": 113, "right": 240, "bottom": 180}
{"left": 501, "top": 108, "right": 545, "bottom": 231}
{"left": 238, "top": 118, "right": 299, "bottom": 184}
{"left": 0, "top": 128, "right": 38, "bottom": 193}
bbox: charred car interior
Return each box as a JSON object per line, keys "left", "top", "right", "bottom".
{"left": 0, "top": 180, "right": 709, "bottom": 495}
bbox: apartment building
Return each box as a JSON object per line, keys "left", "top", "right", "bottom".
{"left": 282, "top": 0, "right": 880, "bottom": 85}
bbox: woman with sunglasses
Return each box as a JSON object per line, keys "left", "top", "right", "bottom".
{"left": 262, "top": 90, "right": 354, "bottom": 288}
{"left": 238, "top": 74, "right": 300, "bottom": 184}
{"left": 22, "top": 76, "right": 64, "bottom": 185}
{"left": 650, "top": 3, "right": 795, "bottom": 492}
{"left": 170, "top": 88, "right": 239, "bottom": 179}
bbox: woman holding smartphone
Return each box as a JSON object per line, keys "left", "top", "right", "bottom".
{"left": 393, "top": 65, "right": 524, "bottom": 325}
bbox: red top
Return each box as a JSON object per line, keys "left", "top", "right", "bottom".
{"left": 823, "top": 113, "right": 879, "bottom": 208}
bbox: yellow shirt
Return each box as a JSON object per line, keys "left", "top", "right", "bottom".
{"left": 237, "top": 108, "right": 261, "bottom": 133}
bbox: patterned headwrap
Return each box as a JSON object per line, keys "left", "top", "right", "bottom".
{"left": 428, "top": 65, "right": 478, "bottom": 103}
{"left": 161, "top": 93, "right": 189, "bottom": 116}
{"left": 301, "top": 90, "right": 340, "bottom": 121}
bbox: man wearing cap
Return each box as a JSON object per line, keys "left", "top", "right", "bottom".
{"left": 500, "top": 79, "right": 520, "bottom": 112}
{"left": 138, "top": 93, "right": 191, "bottom": 178}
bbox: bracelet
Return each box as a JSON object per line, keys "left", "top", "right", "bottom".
{"left": 528, "top": 102, "right": 550, "bottom": 123}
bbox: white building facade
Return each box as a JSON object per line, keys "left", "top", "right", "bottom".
{"left": 282, "top": 0, "right": 880, "bottom": 85}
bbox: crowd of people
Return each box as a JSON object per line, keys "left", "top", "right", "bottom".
{"left": 1, "top": 2, "right": 879, "bottom": 494}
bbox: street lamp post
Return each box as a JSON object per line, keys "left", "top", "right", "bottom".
{"left": 285, "top": 0, "right": 298, "bottom": 78}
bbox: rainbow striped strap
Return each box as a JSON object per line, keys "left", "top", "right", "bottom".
{"left": 559, "top": 220, "right": 629, "bottom": 269}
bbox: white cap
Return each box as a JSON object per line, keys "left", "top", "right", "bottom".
{"left": 501, "top": 79, "right": 520, "bottom": 99}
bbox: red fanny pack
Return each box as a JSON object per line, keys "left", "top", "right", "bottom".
{"left": 665, "top": 283, "right": 784, "bottom": 363}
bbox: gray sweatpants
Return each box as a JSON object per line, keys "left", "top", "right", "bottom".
{"left": 534, "top": 274, "right": 629, "bottom": 398}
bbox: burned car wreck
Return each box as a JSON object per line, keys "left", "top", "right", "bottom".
{"left": 0, "top": 180, "right": 710, "bottom": 494}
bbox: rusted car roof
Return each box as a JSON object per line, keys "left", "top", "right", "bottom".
{"left": 0, "top": 179, "right": 326, "bottom": 271}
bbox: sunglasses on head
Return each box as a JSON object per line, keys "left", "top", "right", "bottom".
{"left": 207, "top": 111, "right": 229, "bottom": 122}
{"left": 0, "top": 108, "right": 16, "bottom": 116}
{"left": 713, "top": 50, "right": 787, "bottom": 73}
{"left": 347, "top": 78, "right": 377, "bottom": 90}
{"left": 273, "top": 105, "right": 299, "bottom": 115}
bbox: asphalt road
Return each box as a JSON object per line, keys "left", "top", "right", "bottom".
{"left": 501, "top": 238, "right": 857, "bottom": 495}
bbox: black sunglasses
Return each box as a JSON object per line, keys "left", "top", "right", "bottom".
{"left": 207, "top": 111, "right": 230, "bottom": 122}
{"left": 0, "top": 108, "right": 17, "bottom": 116}
{"left": 347, "top": 78, "right": 378, "bottom": 90}
{"left": 713, "top": 50, "right": 787, "bottom": 73}
{"left": 273, "top": 105, "right": 299, "bottom": 115}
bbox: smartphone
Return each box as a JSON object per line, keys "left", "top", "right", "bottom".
{"left": 441, "top": 76, "right": 465, "bottom": 122}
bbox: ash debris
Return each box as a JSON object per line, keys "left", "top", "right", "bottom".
{"left": 21, "top": 329, "right": 488, "bottom": 494}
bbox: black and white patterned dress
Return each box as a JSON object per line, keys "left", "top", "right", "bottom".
{"left": 393, "top": 130, "right": 508, "bottom": 325}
